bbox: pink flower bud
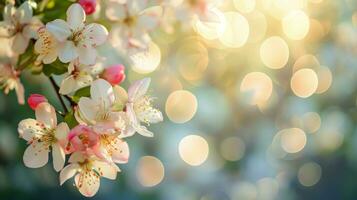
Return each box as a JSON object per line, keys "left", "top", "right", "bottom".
{"left": 101, "top": 64, "right": 126, "bottom": 85}
{"left": 67, "top": 125, "right": 99, "bottom": 153}
{"left": 27, "top": 94, "right": 48, "bottom": 110}
{"left": 79, "top": 0, "right": 97, "bottom": 15}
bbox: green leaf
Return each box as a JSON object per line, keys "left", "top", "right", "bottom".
{"left": 43, "top": 59, "right": 68, "bottom": 76}
{"left": 72, "top": 86, "right": 91, "bottom": 103}
{"left": 64, "top": 110, "right": 78, "bottom": 129}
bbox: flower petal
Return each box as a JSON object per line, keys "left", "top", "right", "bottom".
{"left": 77, "top": 46, "right": 96, "bottom": 65}
{"left": 93, "top": 160, "right": 118, "bottom": 180}
{"left": 128, "top": 78, "right": 151, "bottom": 102}
{"left": 75, "top": 171, "right": 100, "bottom": 197}
{"left": 22, "top": 17, "right": 43, "bottom": 39}
{"left": 16, "top": 1, "right": 33, "bottom": 24}
{"left": 105, "top": 2, "right": 127, "bottom": 21}
{"left": 35, "top": 102, "right": 57, "bottom": 128}
{"left": 55, "top": 122, "right": 70, "bottom": 141}
{"left": 58, "top": 41, "right": 78, "bottom": 63}
{"left": 111, "top": 138, "right": 130, "bottom": 163}
{"left": 90, "top": 79, "right": 115, "bottom": 110}
{"left": 46, "top": 19, "right": 71, "bottom": 42}
{"left": 135, "top": 124, "right": 154, "bottom": 137}
{"left": 66, "top": 3, "right": 86, "bottom": 30}
{"left": 137, "top": 107, "right": 163, "bottom": 124}
{"left": 68, "top": 152, "right": 86, "bottom": 163}
{"left": 52, "top": 143, "right": 66, "bottom": 172}
{"left": 78, "top": 97, "right": 100, "bottom": 124}
{"left": 59, "top": 76, "right": 77, "bottom": 95}
{"left": 18, "top": 119, "right": 45, "bottom": 141}
{"left": 3, "top": 4, "right": 15, "bottom": 22}
{"left": 23, "top": 141, "right": 49, "bottom": 168}
{"left": 12, "top": 32, "right": 29, "bottom": 54}
{"left": 15, "top": 80, "right": 25, "bottom": 104}
{"left": 60, "top": 163, "right": 79, "bottom": 185}
{"left": 113, "top": 85, "right": 128, "bottom": 106}
{"left": 42, "top": 49, "right": 58, "bottom": 64}
{"left": 138, "top": 6, "right": 162, "bottom": 30}
{"left": 0, "top": 21, "right": 15, "bottom": 37}
{"left": 82, "top": 23, "right": 108, "bottom": 46}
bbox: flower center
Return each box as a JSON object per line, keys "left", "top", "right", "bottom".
{"left": 38, "top": 128, "right": 57, "bottom": 145}
{"left": 70, "top": 29, "right": 84, "bottom": 46}
{"left": 123, "top": 16, "right": 137, "bottom": 27}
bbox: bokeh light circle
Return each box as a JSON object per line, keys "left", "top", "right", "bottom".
{"left": 280, "top": 128, "right": 307, "bottom": 153}
{"left": 233, "top": 0, "right": 256, "bottom": 13}
{"left": 302, "top": 112, "right": 321, "bottom": 133}
{"left": 240, "top": 72, "right": 273, "bottom": 105}
{"left": 218, "top": 12, "right": 250, "bottom": 48}
{"left": 315, "top": 66, "right": 333, "bottom": 94}
{"left": 179, "top": 135, "right": 209, "bottom": 166}
{"left": 298, "top": 162, "right": 322, "bottom": 187}
{"left": 282, "top": 10, "right": 310, "bottom": 40}
{"left": 130, "top": 42, "right": 161, "bottom": 74}
{"left": 165, "top": 90, "right": 198, "bottom": 123}
{"left": 260, "top": 36, "right": 289, "bottom": 69}
{"left": 220, "top": 137, "right": 245, "bottom": 161}
{"left": 246, "top": 11, "right": 268, "bottom": 43}
{"left": 291, "top": 68, "right": 318, "bottom": 98}
{"left": 136, "top": 156, "right": 165, "bottom": 187}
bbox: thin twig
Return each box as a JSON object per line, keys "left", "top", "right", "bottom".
{"left": 56, "top": 110, "right": 65, "bottom": 117}
{"left": 49, "top": 76, "right": 69, "bottom": 114}
{"left": 64, "top": 94, "right": 76, "bottom": 106}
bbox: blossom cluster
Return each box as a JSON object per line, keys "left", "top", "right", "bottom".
{"left": 0, "top": 0, "right": 164, "bottom": 197}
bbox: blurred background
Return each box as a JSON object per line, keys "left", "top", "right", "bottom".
{"left": 1, "top": 0, "right": 357, "bottom": 199}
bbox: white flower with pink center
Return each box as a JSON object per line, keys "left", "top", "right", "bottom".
{"left": 0, "top": 62, "right": 24, "bottom": 104}
{"left": 59, "top": 60, "right": 95, "bottom": 95}
{"left": 0, "top": 1, "right": 43, "bottom": 54}
{"left": 18, "top": 102, "right": 70, "bottom": 172}
{"left": 60, "top": 152, "right": 120, "bottom": 197}
{"left": 46, "top": 3, "right": 108, "bottom": 65}
{"left": 115, "top": 78, "right": 163, "bottom": 138}
{"left": 76, "top": 79, "right": 127, "bottom": 135}
{"left": 106, "top": 0, "right": 162, "bottom": 51}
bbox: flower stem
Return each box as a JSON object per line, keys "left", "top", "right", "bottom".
{"left": 49, "top": 76, "right": 69, "bottom": 114}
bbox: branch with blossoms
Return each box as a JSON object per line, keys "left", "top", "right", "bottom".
{"left": 0, "top": 0, "right": 163, "bottom": 197}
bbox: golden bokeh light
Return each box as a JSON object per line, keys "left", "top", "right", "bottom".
{"left": 179, "top": 135, "right": 209, "bottom": 166}
{"left": 260, "top": 36, "right": 289, "bottom": 69}
{"left": 246, "top": 11, "right": 268, "bottom": 43}
{"left": 262, "top": 0, "right": 306, "bottom": 20}
{"left": 256, "top": 178, "right": 279, "bottom": 200}
{"left": 307, "top": 19, "right": 326, "bottom": 42}
{"left": 218, "top": 12, "right": 250, "bottom": 48}
{"left": 193, "top": 7, "right": 226, "bottom": 40}
{"left": 220, "top": 137, "right": 245, "bottom": 161}
{"left": 309, "top": 0, "right": 323, "bottom": 4}
{"left": 165, "top": 90, "right": 198, "bottom": 123}
{"left": 302, "top": 112, "right": 321, "bottom": 133}
{"left": 298, "top": 162, "right": 322, "bottom": 187}
{"left": 293, "top": 54, "right": 320, "bottom": 72}
{"left": 280, "top": 128, "right": 307, "bottom": 153}
{"left": 282, "top": 10, "right": 310, "bottom": 40}
{"left": 136, "top": 156, "right": 165, "bottom": 187}
{"left": 290, "top": 68, "right": 318, "bottom": 98}
{"left": 240, "top": 72, "right": 273, "bottom": 105}
{"left": 316, "top": 130, "right": 344, "bottom": 152}
{"left": 315, "top": 66, "right": 333, "bottom": 94}
{"left": 130, "top": 42, "right": 161, "bottom": 74}
{"left": 177, "top": 40, "right": 209, "bottom": 82}
{"left": 233, "top": 0, "right": 256, "bottom": 14}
